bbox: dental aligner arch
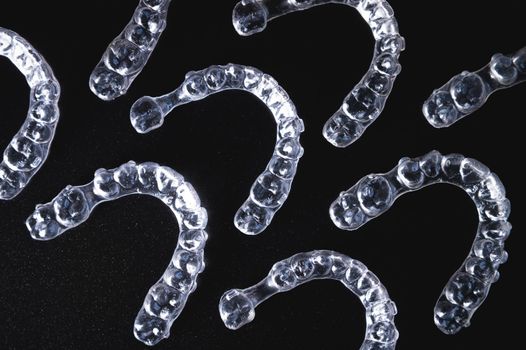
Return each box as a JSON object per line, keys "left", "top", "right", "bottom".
{"left": 232, "top": 0, "right": 404, "bottom": 148}
{"left": 330, "top": 151, "right": 511, "bottom": 334}
{"left": 0, "top": 28, "right": 61, "bottom": 200}
{"left": 26, "top": 161, "right": 208, "bottom": 346}
{"left": 130, "top": 63, "right": 305, "bottom": 235}
{"left": 89, "top": 0, "right": 172, "bottom": 101}
{"left": 219, "top": 250, "right": 399, "bottom": 349}
{"left": 423, "top": 46, "right": 526, "bottom": 127}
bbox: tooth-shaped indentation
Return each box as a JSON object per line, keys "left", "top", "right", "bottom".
{"left": 219, "top": 250, "right": 398, "bottom": 349}
{"left": 330, "top": 150, "right": 512, "bottom": 335}
{"left": 423, "top": 46, "right": 526, "bottom": 128}
{"left": 0, "top": 27, "right": 61, "bottom": 200}
{"left": 129, "top": 64, "right": 305, "bottom": 235}
{"left": 26, "top": 162, "right": 208, "bottom": 346}
{"left": 231, "top": 0, "right": 404, "bottom": 148}
{"left": 89, "top": 0, "right": 172, "bottom": 101}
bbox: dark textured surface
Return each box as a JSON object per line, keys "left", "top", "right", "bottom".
{"left": 0, "top": 0, "right": 524, "bottom": 349}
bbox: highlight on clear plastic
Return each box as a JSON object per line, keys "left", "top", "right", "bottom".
{"left": 423, "top": 46, "right": 526, "bottom": 128}
{"left": 89, "top": 0, "right": 172, "bottom": 101}
{"left": 26, "top": 161, "right": 208, "bottom": 346}
{"left": 330, "top": 150, "right": 511, "bottom": 335}
{"left": 219, "top": 250, "right": 399, "bottom": 348}
{"left": 130, "top": 63, "right": 305, "bottom": 235}
{"left": 0, "top": 27, "right": 61, "bottom": 200}
{"left": 232, "top": 0, "right": 404, "bottom": 148}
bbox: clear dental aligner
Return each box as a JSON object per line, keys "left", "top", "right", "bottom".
{"left": 330, "top": 151, "right": 511, "bottom": 335}
{"left": 423, "top": 47, "right": 526, "bottom": 127}
{"left": 89, "top": 0, "right": 172, "bottom": 101}
{"left": 219, "top": 250, "right": 399, "bottom": 349}
{"left": 130, "top": 63, "right": 305, "bottom": 235}
{"left": 232, "top": 0, "right": 404, "bottom": 148}
{"left": 26, "top": 161, "right": 208, "bottom": 346}
{"left": 0, "top": 28, "right": 61, "bottom": 200}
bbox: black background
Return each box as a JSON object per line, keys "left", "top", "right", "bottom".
{"left": 1, "top": 0, "right": 524, "bottom": 349}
